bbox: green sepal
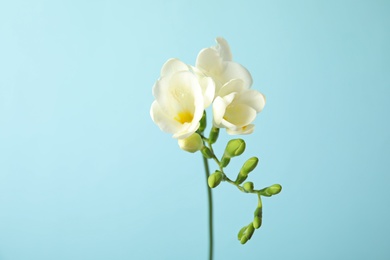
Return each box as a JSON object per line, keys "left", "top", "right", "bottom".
{"left": 208, "top": 170, "right": 223, "bottom": 188}
{"left": 201, "top": 147, "right": 213, "bottom": 159}
{"left": 209, "top": 127, "right": 220, "bottom": 144}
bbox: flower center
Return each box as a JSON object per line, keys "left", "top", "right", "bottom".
{"left": 175, "top": 111, "right": 193, "bottom": 124}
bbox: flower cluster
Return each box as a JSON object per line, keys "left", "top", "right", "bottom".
{"left": 150, "top": 37, "right": 266, "bottom": 148}
{"left": 150, "top": 38, "right": 281, "bottom": 246}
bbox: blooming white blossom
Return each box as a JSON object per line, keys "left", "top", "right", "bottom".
{"left": 196, "top": 37, "right": 253, "bottom": 94}
{"left": 161, "top": 58, "right": 215, "bottom": 108}
{"left": 212, "top": 79, "right": 266, "bottom": 135}
{"left": 150, "top": 69, "right": 204, "bottom": 139}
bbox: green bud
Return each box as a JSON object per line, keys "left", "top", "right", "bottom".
{"left": 220, "top": 155, "right": 230, "bottom": 168}
{"left": 208, "top": 171, "right": 223, "bottom": 188}
{"left": 224, "top": 139, "right": 246, "bottom": 158}
{"left": 239, "top": 157, "right": 259, "bottom": 175}
{"left": 240, "top": 235, "right": 249, "bottom": 244}
{"left": 254, "top": 207, "right": 262, "bottom": 218}
{"left": 253, "top": 216, "right": 262, "bottom": 229}
{"left": 239, "top": 224, "right": 255, "bottom": 244}
{"left": 264, "top": 184, "right": 282, "bottom": 196}
{"left": 198, "top": 112, "right": 207, "bottom": 132}
{"left": 209, "top": 127, "right": 220, "bottom": 144}
{"left": 178, "top": 133, "right": 203, "bottom": 153}
{"left": 201, "top": 147, "right": 213, "bottom": 159}
{"left": 246, "top": 223, "right": 255, "bottom": 240}
{"left": 236, "top": 157, "right": 258, "bottom": 184}
{"left": 237, "top": 226, "right": 247, "bottom": 241}
{"left": 235, "top": 172, "right": 247, "bottom": 185}
{"left": 243, "top": 182, "right": 254, "bottom": 192}
{"left": 253, "top": 207, "right": 263, "bottom": 229}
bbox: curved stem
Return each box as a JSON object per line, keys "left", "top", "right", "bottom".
{"left": 202, "top": 155, "right": 213, "bottom": 260}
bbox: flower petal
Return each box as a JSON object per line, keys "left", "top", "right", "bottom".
{"left": 212, "top": 96, "right": 228, "bottom": 126}
{"left": 234, "top": 89, "right": 266, "bottom": 113}
{"left": 224, "top": 103, "right": 257, "bottom": 127}
{"left": 217, "top": 79, "right": 246, "bottom": 97}
{"left": 221, "top": 61, "right": 253, "bottom": 89}
{"left": 150, "top": 101, "right": 182, "bottom": 134}
{"left": 226, "top": 124, "right": 255, "bottom": 135}
{"left": 196, "top": 47, "right": 223, "bottom": 77}
{"left": 160, "top": 58, "right": 189, "bottom": 78}
{"left": 199, "top": 76, "right": 215, "bottom": 108}
{"left": 168, "top": 71, "right": 203, "bottom": 113}
{"left": 214, "top": 37, "right": 232, "bottom": 61}
{"left": 189, "top": 66, "right": 215, "bottom": 108}
{"left": 173, "top": 121, "right": 200, "bottom": 139}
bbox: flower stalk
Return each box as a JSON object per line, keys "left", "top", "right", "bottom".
{"left": 150, "top": 37, "right": 282, "bottom": 257}
{"left": 202, "top": 154, "right": 213, "bottom": 260}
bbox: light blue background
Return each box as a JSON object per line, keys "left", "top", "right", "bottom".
{"left": 1, "top": 0, "right": 389, "bottom": 259}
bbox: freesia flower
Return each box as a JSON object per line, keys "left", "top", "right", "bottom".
{"left": 196, "top": 37, "right": 253, "bottom": 94}
{"left": 150, "top": 70, "right": 204, "bottom": 139}
{"left": 212, "top": 79, "right": 266, "bottom": 135}
{"left": 161, "top": 58, "right": 215, "bottom": 108}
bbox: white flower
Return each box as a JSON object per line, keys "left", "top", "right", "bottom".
{"left": 161, "top": 58, "right": 215, "bottom": 108}
{"left": 196, "top": 37, "right": 253, "bottom": 94}
{"left": 212, "top": 79, "right": 266, "bottom": 135}
{"left": 150, "top": 69, "right": 204, "bottom": 139}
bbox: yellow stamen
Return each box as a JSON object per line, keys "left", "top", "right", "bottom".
{"left": 174, "top": 111, "right": 193, "bottom": 124}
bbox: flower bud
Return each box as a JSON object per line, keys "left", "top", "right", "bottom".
{"left": 198, "top": 111, "right": 207, "bottom": 133}
{"left": 224, "top": 139, "right": 246, "bottom": 158}
{"left": 239, "top": 157, "right": 258, "bottom": 176}
{"left": 254, "top": 207, "right": 262, "bottom": 218}
{"left": 264, "top": 184, "right": 282, "bottom": 196}
{"left": 253, "top": 207, "right": 262, "bottom": 229}
{"left": 243, "top": 182, "right": 254, "bottom": 192}
{"left": 219, "top": 155, "right": 230, "bottom": 168}
{"left": 245, "top": 223, "right": 255, "bottom": 240}
{"left": 178, "top": 133, "right": 203, "bottom": 153}
{"left": 237, "top": 226, "right": 247, "bottom": 241}
{"left": 236, "top": 157, "right": 258, "bottom": 184}
{"left": 209, "top": 126, "right": 220, "bottom": 144}
{"left": 208, "top": 171, "right": 223, "bottom": 188}
{"left": 253, "top": 216, "right": 262, "bottom": 229}
{"left": 201, "top": 147, "right": 213, "bottom": 159}
{"left": 240, "top": 235, "right": 249, "bottom": 244}
{"left": 239, "top": 223, "right": 255, "bottom": 244}
{"left": 235, "top": 172, "right": 248, "bottom": 185}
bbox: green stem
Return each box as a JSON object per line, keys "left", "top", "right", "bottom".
{"left": 202, "top": 155, "right": 213, "bottom": 260}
